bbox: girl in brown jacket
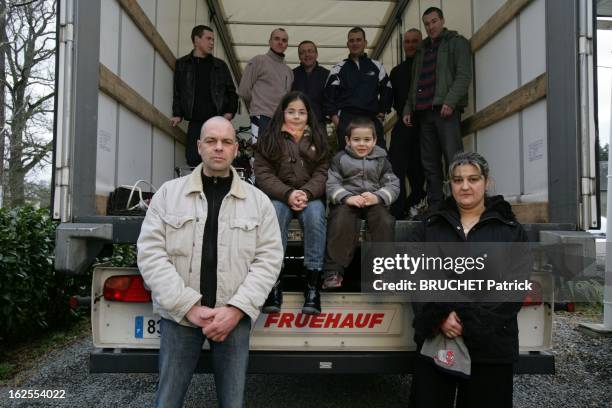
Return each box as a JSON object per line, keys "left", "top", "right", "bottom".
{"left": 254, "top": 91, "right": 329, "bottom": 315}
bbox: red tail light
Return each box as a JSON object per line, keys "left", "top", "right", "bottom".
{"left": 522, "top": 281, "right": 542, "bottom": 306}
{"left": 103, "top": 275, "right": 151, "bottom": 302}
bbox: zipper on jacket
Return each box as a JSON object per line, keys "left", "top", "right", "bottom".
{"left": 191, "top": 192, "right": 207, "bottom": 276}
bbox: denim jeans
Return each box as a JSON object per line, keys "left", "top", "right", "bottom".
{"left": 271, "top": 199, "right": 326, "bottom": 271}
{"left": 156, "top": 316, "right": 251, "bottom": 408}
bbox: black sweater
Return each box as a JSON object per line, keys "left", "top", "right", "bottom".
{"left": 200, "top": 172, "right": 233, "bottom": 308}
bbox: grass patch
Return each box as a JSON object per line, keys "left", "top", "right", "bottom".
{"left": 0, "top": 362, "right": 15, "bottom": 378}
{"left": 573, "top": 302, "right": 604, "bottom": 317}
{"left": 0, "top": 316, "right": 91, "bottom": 386}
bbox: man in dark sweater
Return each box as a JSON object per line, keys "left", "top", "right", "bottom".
{"left": 291, "top": 40, "right": 330, "bottom": 126}
{"left": 389, "top": 28, "right": 425, "bottom": 219}
{"left": 171, "top": 25, "right": 238, "bottom": 167}
{"left": 402, "top": 7, "right": 472, "bottom": 211}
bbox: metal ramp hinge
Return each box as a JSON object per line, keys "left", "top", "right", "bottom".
{"left": 59, "top": 23, "right": 74, "bottom": 44}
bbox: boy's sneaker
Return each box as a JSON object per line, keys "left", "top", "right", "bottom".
{"left": 322, "top": 272, "right": 343, "bottom": 289}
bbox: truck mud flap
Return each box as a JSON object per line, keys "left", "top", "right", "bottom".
{"left": 89, "top": 349, "right": 554, "bottom": 375}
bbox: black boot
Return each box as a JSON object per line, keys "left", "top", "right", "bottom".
{"left": 302, "top": 269, "right": 321, "bottom": 315}
{"left": 262, "top": 280, "right": 282, "bottom": 314}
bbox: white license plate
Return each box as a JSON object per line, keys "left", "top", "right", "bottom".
{"left": 135, "top": 315, "right": 161, "bottom": 339}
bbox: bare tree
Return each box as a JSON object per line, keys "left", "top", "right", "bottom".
{"left": 0, "top": 0, "right": 7, "bottom": 207}
{"left": 2, "top": 0, "right": 55, "bottom": 208}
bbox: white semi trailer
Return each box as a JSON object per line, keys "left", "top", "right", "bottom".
{"left": 53, "top": 0, "right": 599, "bottom": 374}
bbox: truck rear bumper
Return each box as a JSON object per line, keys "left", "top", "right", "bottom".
{"left": 89, "top": 349, "right": 554, "bottom": 375}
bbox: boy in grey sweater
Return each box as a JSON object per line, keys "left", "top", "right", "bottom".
{"left": 324, "top": 117, "right": 400, "bottom": 288}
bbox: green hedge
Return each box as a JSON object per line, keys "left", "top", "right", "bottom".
{"left": 0, "top": 206, "right": 90, "bottom": 343}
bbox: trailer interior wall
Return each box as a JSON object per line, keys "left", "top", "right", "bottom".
{"left": 378, "top": 0, "right": 547, "bottom": 205}
{"left": 224, "top": 0, "right": 392, "bottom": 71}
{"left": 95, "top": 0, "right": 255, "bottom": 208}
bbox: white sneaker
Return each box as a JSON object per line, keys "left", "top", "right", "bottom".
{"left": 409, "top": 199, "right": 427, "bottom": 218}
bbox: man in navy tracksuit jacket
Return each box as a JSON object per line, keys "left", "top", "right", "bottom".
{"left": 325, "top": 26, "right": 392, "bottom": 150}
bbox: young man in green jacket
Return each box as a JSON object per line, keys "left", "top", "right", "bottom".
{"left": 402, "top": 7, "right": 472, "bottom": 211}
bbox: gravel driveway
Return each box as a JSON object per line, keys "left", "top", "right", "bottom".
{"left": 0, "top": 311, "right": 610, "bottom": 407}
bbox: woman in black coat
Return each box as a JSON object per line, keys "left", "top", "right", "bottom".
{"left": 409, "top": 152, "right": 529, "bottom": 408}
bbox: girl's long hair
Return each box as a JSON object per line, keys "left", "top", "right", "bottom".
{"left": 256, "top": 91, "right": 328, "bottom": 161}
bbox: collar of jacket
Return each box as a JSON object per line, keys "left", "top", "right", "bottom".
{"left": 345, "top": 52, "right": 369, "bottom": 62}
{"left": 297, "top": 61, "right": 320, "bottom": 72}
{"left": 423, "top": 28, "right": 458, "bottom": 47}
{"left": 189, "top": 50, "right": 211, "bottom": 61}
{"left": 281, "top": 123, "right": 307, "bottom": 140}
{"left": 426, "top": 195, "right": 518, "bottom": 228}
{"left": 282, "top": 125, "right": 312, "bottom": 141}
{"left": 267, "top": 49, "right": 286, "bottom": 62}
{"left": 185, "top": 164, "right": 247, "bottom": 199}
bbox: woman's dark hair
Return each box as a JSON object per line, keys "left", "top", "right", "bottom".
{"left": 256, "top": 91, "right": 329, "bottom": 161}
{"left": 447, "top": 151, "right": 490, "bottom": 179}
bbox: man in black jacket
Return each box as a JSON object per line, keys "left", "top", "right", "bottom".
{"left": 389, "top": 28, "right": 425, "bottom": 219}
{"left": 291, "top": 41, "right": 329, "bottom": 126}
{"left": 325, "top": 27, "right": 392, "bottom": 150}
{"left": 171, "top": 25, "right": 238, "bottom": 167}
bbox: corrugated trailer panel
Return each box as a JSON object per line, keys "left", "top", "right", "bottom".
{"left": 119, "top": 11, "right": 155, "bottom": 102}
{"left": 520, "top": 0, "right": 546, "bottom": 85}
{"left": 463, "top": 134, "right": 476, "bottom": 152}
{"left": 95, "top": 0, "right": 216, "bottom": 202}
{"left": 96, "top": 93, "right": 118, "bottom": 196}
{"left": 152, "top": 128, "right": 175, "bottom": 189}
{"left": 178, "top": 0, "right": 199, "bottom": 55}
{"left": 478, "top": 115, "right": 522, "bottom": 197}
{"left": 473, "top": 0, "right": 506, "bottom": 30}
{"left": 419, "top": 1, "right": 441, "bottom": 15}
{"left": 195, "top": 0, "right": 210, "bottom": 30}
{"left": 472, "top": 0, "right": 548, "bottom": 202}
{"left": 136, "top": 0, "right": 155, "bottom": 23}
{"left": 153, "top": 55, "right": 173, "bottom": 118}
{"left": 100, "top": 0, "right": 120, "bottom": 72}
{"left": 475, "top": 21, "right": 519, "bottom": 110}
{"left": 522, "top": 100, "right": 548, "bottom": 199}
{"left": 443, "top": 0, "right": 473, "bottom": 38}
{"left": 156, "top": 1, "right": 180, "bottom": 54}
{"left": 117, "top": 108, "right": 152, "bottom": 187}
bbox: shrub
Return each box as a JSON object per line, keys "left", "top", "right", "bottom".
{"left": 0, "top": 206, "right": 89, "bottom": 343}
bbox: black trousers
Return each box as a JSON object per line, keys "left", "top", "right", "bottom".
{"left": 417, "top": 109, "right": 463, "bottom": 210}
{"left": 410, "top": 355, "right": 514, "bottom": 408}
{"left": 186, "top": 120, "right": 205, "bottom": 167}
{"left": 336, "top": 111, "right": 386, "bottom": 151}
{"left": 388, "top": 120, "right": 425, "bottom": 219}
{"left": 324, "top": 204, "right": 394, "bottom": 273}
